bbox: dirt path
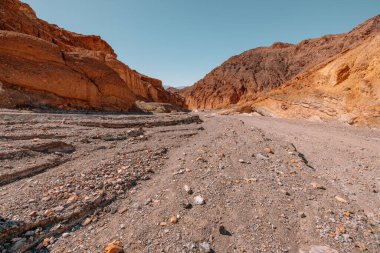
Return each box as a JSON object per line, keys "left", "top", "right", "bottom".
{"left": 0, "top": 111, "right": 379, "bottom": 252}
{"left": 236, "top": 114, "right": 380, "bottom": 223}
{"left": 51, "top": 113, "right": 379, "bottom": 252}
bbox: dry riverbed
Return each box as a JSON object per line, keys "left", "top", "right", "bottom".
{"left": 0, "top": 110, "right": 379, "bottom": 252}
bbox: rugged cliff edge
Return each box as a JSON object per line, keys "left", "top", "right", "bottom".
{"left": 0, "top": 0, "right": 179, "bottom": 111}
{"left": 180, "top": 15, "right": 380, "bottom": 126}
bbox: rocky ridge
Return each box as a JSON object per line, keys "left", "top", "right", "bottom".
{"left": 180, "top": 15, "right": 380, "bottom": 126}
{"left": 242, "top": 34, "right": 380, "bottom": 126}
{"left": 0, "top": 0, "right": 179, "bottom": 111}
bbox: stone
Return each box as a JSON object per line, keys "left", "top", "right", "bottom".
{"left": 310, "top": 182, "right": 326, "bottom": 190}
{"left": 280, "top": 189, "right": 290, "bottom": 196}
{"left": 184, "top": 185, "right": 193, "bottom": 194}
{"left": 299, "top": 212, "right": 306, "bottom": 218}
{"left": 66, "top": 195, "right": 79, "bottom": 204}
{"left": 299, "top": 245, "right": 338, "bottom": 253}
{"left": 104, "top": 241, "right": 124, "bottom": 253}
{"left": 181, "top": 201, "right": 192, "bottom": 209}
{"left": 42, "top": 237, "right": 52, "bottom": 247}
{"left": 335, "top": 196, "right": 348, "bottom": 203}
{"left": 264, "top": 147, "right": 274, "bottom": 154}
{"left": 219, "top": 225, "right": 232, "bottom": 236}
{"left": 170, "top": 216, "right": 178, "bottom": 223}
{"left": 62, "top": 232, "right": 70, "bottom": 238}
{"left": 257, "top": 154, "right": 269, "bottom": 160}
{"left": 132, "top": 203, "right": 142, "bottom": 210}
{"left": 118, "top": 206, "right": 128, "bottom": 214}
{"left": 53, "top": 205, "right": 65, "bottom": 212}
{"left": 82, "top": 217, "right": 92, "bottom": 226}
{"left": 194, "top": 196, "right": 205, "bottom": 205}
{"left": 41, "top": 196, "right": 51, "bottom": 202}
{"left": 25, "top": 231, "right": 35, "bottom": 237}
{"left": 29, "top": 211, "right": 38, "bottom": 217}
{"left": 199, "top": 242, "right": 211, "bottom": 252}
{"left": 144, "top": 198, "right": 152, "bottom": 205}
{"left": 238, "top": 159, "right": 245, "bottom": 163}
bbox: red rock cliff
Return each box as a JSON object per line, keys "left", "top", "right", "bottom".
{"left": 181, "top": 15, "right": 380, "bottom": 110}
{"left": 0, "top": 0, "right": 177, "bottom": 111}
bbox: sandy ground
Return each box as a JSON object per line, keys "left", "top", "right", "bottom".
{"left": 0, "top": 111, "right": 379, "bottom": 252}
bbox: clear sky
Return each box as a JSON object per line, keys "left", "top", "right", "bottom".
{"left": 22, "top": 0, "right": 379, "bottom": 87}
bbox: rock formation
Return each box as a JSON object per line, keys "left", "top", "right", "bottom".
{"left": 0, "top": 0, "right": 177, "bottom": 111}
{"left": 181, "top": 15, "right": 380, "bottom": 114}
{"left": 246, "top": 34, "right": 380, "bottom": 126}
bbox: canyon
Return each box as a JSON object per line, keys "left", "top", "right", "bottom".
{"left": 0, "top": 0, "right": 181, "bottom": 112}
{"left": 0, "top": 1, "right": 379, "bottom": 253}
{"left": 180, "top": 15, "right": 380, "bottom": 126}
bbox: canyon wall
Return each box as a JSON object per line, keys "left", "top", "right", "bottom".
{"left": 180, "top": 15, "right": 380, "bottom": 126}
{"left": 0, "top": 0, "right": 176, "bottom": 111}
{"left": 247, "top": 34, "right": 380, "bottom": 126}
{"left": 181, "top": 16, "right": 380, "bottom": 109}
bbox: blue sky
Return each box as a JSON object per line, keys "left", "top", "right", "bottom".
{"left": 23, "top": 0, "right": 379, "bottom": 87}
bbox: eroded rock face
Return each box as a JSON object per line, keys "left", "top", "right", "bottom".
{"left": 0, "top": 0, "right": 178, "bottom": 111}
{"left": 248, "top": 34, "right": 380, "bottom": 127}
{"left": 181, "top": 15, "right": 380, "bottom": 111}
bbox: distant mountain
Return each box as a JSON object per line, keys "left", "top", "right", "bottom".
{"left": 164, "top": 85, "right": 189, "bottom": 90}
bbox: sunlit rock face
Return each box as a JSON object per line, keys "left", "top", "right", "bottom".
{"left": 0, "top": 0, "right": 179, "bottom": 111}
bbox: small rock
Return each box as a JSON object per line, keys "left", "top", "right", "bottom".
{"left": 53, "top": 205, "right": 64, "bottom": 212}
{"left": 29, "top": 211, "right": 38, "bottom": 217}
{"left": 299, "top": 212, "right": 306, "bottom": 218}
{"left": 62, "top": 232, "right": 70, "bottom": 238}
{"left": 118, "top": 206, "right": 128, "bottom": 214}
{"left": 238, "top": 159, "right": 245, "bottom": 163}
{"left": 194, "top": 196, "right": 205, "bottom": 205}
{"left": 257, "top": 154, "right": 269, "bottom": 160}
{"left": 66, "top": 195, "right": 78, "bottom": 204}
{"left": 44, "top": 209, "right": 55, "bottom": 216}
{"left": 82, "top": 217, "right": 92, "bottom": 226}
{"left": 181, "top": 201, "right": 192, "bottom": 209}
{"left": 42, "top": 237, "right": 52, "bottom": 247}
{"left": 264, "top": 147, "right": 274, "bottom": 154}
{"left": 280, "top": 189, "right": 290, "bottom": 196}
{"left": 104, "top": 241, "right": 124, "bottom": 253}
{"left": 335, "top": 196, "right": 348, "bottom": 203}
{"left": 170, "top": 216, "right": 178, "bottom": 223}
{"left": 199, "top": 242, "right": 211, "bottom": 252}
{"left": 219, "top": 225, "right": 232, "bottom": 236}
{"left": 184, "top": 185, "right": 193, "bottom": 194}
{"left": 132, "top": 203, "right": 142, "bottom": 210}
{"left": 173, "top": 169, "right": 185, "bottom": 175}
{"left": 41, "top": 196, "right": 51, "bottom": 202}
{"left": 144, "top": 198, "right": 152, "bottom": 205}
{"left": 186, "top": 240, "right": 197, "bottom": 250}
{"left": 25, "top": 231, "right": 35, "bottom": 237}
{"left": 299, "top": 245, "right": 338, "bottom": 253}
{"left": 120, "top": 224, "right": 126, "bottom": 229}
{"left": 310, "top": 182, "right": 326, "bottom": 190}
{"left": 160, "top": 221, "right": 167, "bottom": 226}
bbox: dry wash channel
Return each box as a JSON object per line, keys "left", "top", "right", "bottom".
{"left": 0, "top": 110, "right": 202, "bottom": 252}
